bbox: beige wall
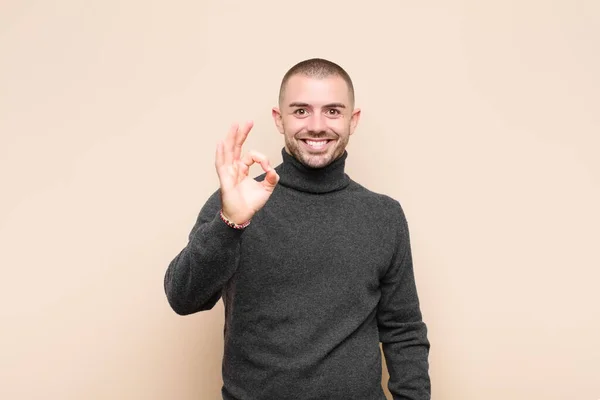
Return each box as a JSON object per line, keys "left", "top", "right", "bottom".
{"left": 1, "top": 1, "right": 599, "bottom": 399}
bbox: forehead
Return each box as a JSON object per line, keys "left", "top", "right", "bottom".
{"left": 282, "top": 74, "right": 352, "bottom": 106}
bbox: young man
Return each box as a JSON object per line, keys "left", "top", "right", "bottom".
{"left": 164, "top": 58, "right": 431, "bottom": 399}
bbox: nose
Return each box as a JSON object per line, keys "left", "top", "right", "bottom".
{"left": 307, "top": 113, "right": 326, "bottom": 133}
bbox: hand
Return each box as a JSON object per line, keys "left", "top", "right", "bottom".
{"left": 215, "top": 121, "right": 280, "bottom": 224}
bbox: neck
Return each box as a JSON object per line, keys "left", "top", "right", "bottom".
{"left": 274, "top": 148, "right": 351, "bottom": 194}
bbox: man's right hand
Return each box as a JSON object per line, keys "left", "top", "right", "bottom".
{"left": 215, "top": 121, "right": 280, "bottom": 225}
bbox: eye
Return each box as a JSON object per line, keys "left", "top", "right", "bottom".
{"left": 327, "top": 109, "right": 341, "bottom": 115}
{"left": 294, "top": 109, "right": 307, "bottom": 115}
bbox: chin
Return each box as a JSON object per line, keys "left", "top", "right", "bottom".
{"left": 297, "top": 152, "right": 335, "bottom": 169}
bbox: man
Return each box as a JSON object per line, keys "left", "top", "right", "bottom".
{"left": 164, "top": 58, "right": 431, "bottom": 399}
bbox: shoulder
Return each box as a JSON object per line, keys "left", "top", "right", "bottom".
{"left": 347, "top": 180, "right": 405, "bottom": 211}
{"left": 345, "top": 179, "right": 410, "bottom": 229}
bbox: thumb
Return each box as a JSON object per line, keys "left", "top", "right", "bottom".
{"left": 262, "top": 168, "right": 279, "bottom": 189}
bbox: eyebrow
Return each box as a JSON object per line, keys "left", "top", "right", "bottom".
{"left": 288, "top": 102, "right": 346, "bottom": 109}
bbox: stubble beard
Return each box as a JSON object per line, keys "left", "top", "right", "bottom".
{"left": 284, "top": 130, "right": 349, "bottom": 169}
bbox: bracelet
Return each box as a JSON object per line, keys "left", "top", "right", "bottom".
{"left": 219, "top": 210, "right": 251, "bottom": 230}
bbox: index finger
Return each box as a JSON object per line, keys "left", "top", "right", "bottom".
{"left": 233, "top": 120, "right": 253, "bottom": 161}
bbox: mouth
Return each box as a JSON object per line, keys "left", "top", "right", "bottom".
{"left": 300, "top": 139, "right": 333, "bottom": 152}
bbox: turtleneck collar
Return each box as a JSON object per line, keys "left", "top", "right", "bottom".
{"left": 274, "top": 148, "right": 351, "bottom": 194}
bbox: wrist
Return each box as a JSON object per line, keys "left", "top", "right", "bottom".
{"left": 219, "top": 209, "right": 251, "bottom": 230}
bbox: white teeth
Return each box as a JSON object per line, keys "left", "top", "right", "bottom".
{"left": 305, "top": 140, "right": 327, "bottom": 148}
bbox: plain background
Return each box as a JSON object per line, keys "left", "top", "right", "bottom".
{"left": 1, "top": 1, "right": 599, "bottom": 399}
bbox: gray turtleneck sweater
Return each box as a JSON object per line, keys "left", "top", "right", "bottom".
{"left": 164, "top": 149, "right": 431, "bottom": 399}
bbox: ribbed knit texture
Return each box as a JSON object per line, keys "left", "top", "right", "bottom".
{"left": 164, "top": 148, "right": 431, "bottom": 399}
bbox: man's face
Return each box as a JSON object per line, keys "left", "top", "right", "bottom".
{"left": 272, "top": 74, "right": 361, "bottom": 169}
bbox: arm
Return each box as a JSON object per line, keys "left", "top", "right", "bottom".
{"left": 378, "top": 201, "right": 431, "bottom": 399}
{"left": 163, "top": 121, "right": 279, "bottom": 316}
{"left": 163, "top": 189, "right": 244, "bottom": 315}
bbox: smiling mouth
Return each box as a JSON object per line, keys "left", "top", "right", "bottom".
{"left": 301, "top": 139, "right": 332, "bottom": 150}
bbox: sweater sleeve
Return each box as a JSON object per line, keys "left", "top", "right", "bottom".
{"left": 164, "top": 189, "right": 245, "bottom": 315}
{"left": 377, "top": 201, "right": 431, "bottom": 399}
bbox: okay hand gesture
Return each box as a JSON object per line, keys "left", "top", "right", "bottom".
{"left": 215, "top": 121, "right": 280, "bottom": 225}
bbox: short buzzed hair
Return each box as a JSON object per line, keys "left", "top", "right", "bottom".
{"left": 278, "top": 58, "right": 355, "bottom": 106}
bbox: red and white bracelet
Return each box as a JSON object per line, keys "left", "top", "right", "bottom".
{"left": 219, "top": 210, "right": 251, "bottom": 230}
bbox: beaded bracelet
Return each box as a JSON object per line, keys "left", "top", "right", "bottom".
{"left": 219, "top": 210, "right": 251, "bottom": 230}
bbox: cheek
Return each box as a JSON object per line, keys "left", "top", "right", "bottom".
{"left": 283, "top": 118, "right": 306, "bottom": 133}
{"left": 326, "top": 119, "right": 349, "bottom": 133}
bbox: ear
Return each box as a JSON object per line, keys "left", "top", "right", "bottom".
{"left": 272, "top": 107, "right": 284, "bottom": 134}
{"left": 349, "top": 108, "right": 361, "bottom": 135}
